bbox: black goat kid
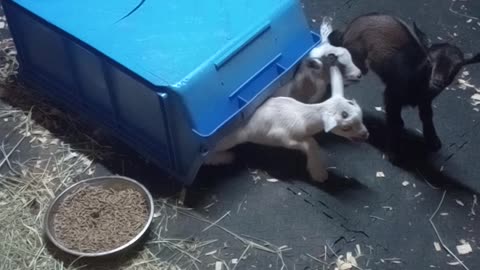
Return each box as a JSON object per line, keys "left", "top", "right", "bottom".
{"left": 328, "top": 13, "right": 480, "bottom": 162}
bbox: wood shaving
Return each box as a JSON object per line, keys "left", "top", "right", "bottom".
{"left": 333, "top": 247, "right": 365, "bottom": 270}
{"left": 335, "top": 256, "right": 356, "bottom": 270}
{"left": 376, "top": 171, "right": 385, "bottom": 178}
{"left": 434, "top": 242, "right": 442, "bottom": 251}
{"left": 457, "top": 78, "right": 480, "bottom": 92}
{"left": 402, "top": 181, "right": 410, "bottom": 187}
{"left": 205, "top": 250, "right": 217, "bottom": 256}
{"left": 456, "top": 243, "right": 472, "bottom": 255}
{"left": 471, "top": 93, "right": 480, "bottom": 101}
{"left": 266, "top": 178, "right": 279, "bottom": 183}
{"left": 456, "top": 199, "right": 465, "bottom": 207}
{"left": 62, "top": 152, "right": 78, "bottom": 162}
{"left": 346, "top": 252, "right": 357, "bottom": 266}
{"left": 251, "top": 175, "right": 261, "bottom": 182}
{"left": 430, "top": 191, "right": 470, "bottom": 270}
{"left": 471, "top": 195, "right": 478, "bottom": 215}
{"left": 355, "top": 244, "right": 362, "bottom": 257}
{"left": 87, "top": 167, "right": 95, "bottom": 175}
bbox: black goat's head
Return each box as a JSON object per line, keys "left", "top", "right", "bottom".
{"left": 413, "top": 23, "right": 480, "bottom": 94}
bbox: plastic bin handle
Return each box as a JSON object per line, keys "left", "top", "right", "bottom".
{"left": 214, "top": 21, "right": 271, "bottom": 70}
{"left": 229, "top": 53, "right": 284, "bottom": 104}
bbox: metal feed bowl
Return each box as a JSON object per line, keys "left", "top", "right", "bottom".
{"left": 44, "top": 176, "right": 154, "bottom": 257}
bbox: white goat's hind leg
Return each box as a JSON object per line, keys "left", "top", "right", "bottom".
{"left": 204, "top": 151, "right": 235, "bottom": 166}
{"left": 204, "top": 128, "right": 246, "bottom": 166}
{"left": 282, "top": 138, "right": 328, "bottom": 182}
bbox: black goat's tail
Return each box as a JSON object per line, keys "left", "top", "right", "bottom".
{"left": 328, "top": 30, "right": 344, "bottom": 46}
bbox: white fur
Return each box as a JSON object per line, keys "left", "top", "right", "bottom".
{"left": 205, "top": 66, "right": 369, "bottom": 182}
{"left": 273, "top": 17, "right": 362, "bottom": 103}
{"left": 272, "top": 57, "right": 328, "bottom": 103}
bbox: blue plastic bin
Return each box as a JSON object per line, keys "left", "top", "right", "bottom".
{"left": 3, "top": 0, "right": 320, "bottom": 184}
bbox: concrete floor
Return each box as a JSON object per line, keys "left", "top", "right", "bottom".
{"left": 1, "top": 0, "right": 480, "bottom": 269}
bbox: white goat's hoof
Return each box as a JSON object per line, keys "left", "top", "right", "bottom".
{"left": 204, "top": 151, "right": 235, "bottom": 166}
{"left": 308, "top": 166, "right": 328, "bottom": 182}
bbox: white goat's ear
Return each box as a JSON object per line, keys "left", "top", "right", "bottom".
{"left": 322, "top": 114, "right": 337, "bottom": 132}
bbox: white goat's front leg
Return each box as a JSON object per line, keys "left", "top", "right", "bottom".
{"left": 303, "top": 138, "right": 329, "bottom": 182}
{"left": 204, "top": 151, "right": 235, "bottom": 165}
{"left": 283, "top": 138, "right": 328, "bottom": 182}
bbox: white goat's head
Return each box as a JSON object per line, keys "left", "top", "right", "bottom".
{"left": 308, "top": 17, "right": 362, "bottom": 85}
{"left": 322, "top": 65, "right": 369, "bottom": 142}
{"left": 323, "top": 97, "right": 369, "bottom": 142}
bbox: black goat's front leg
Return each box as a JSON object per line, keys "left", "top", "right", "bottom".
{"left": 419, "top": 101, "right": 441, "bottom": 152}
{"left": 384, "top": 94, "right": 404, "bottom": 163}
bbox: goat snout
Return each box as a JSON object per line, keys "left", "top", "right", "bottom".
{"left": 429, "top": 79, "right": 444, "bottom": 90}
{"left": 352, "top": 130, "right": 369, "bottom": 142}
{"left": 429, "top": 73, "right": 446, "bottom": 89}
{"left": 346, "top": 73, "right": 362, "bottom": 82}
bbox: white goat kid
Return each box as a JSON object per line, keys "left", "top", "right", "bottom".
{"left": 273, "top": 16, "right": 362, "bottom": 103}
{"left": 310, "top": 16, "right": 362, "bottom": 85}
{"left": 205, "top": 66, "right": 369, "bottom": 182}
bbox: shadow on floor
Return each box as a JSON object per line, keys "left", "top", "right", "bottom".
{"left": 363, "top": 112, "right": 475, "bottom": 193}
{"left": 0, "top": 80, "right": 183, "bottom": 198}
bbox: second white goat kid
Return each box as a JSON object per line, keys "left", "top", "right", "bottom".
{"left": 205, "top": 65, "right": 369, "bottom": 182}
{"left": 273, "top": 16, "right": 362, "bottom": 104}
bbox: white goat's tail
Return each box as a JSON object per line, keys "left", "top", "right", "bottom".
{"left": 320, "top": 16, "right": 333, "bottom": 44}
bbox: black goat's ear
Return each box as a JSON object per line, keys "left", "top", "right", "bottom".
{"left": 328, "top": 30, "right": 344, "bottom": 46}
{"left": 413, "top": 22, "right": 430, "bottom": 48}
{"left": 463, "top": 53, "right": 480, "bottom": 66}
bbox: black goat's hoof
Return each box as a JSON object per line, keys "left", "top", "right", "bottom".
{"left": 386, "top": 151, "right": 402, "bottom": 165}
{"left": 426, "top": 137, "right": 442, "bottom": 152}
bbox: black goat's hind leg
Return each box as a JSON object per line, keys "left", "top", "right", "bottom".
{"left": 419, "top": 101, "right": 442, "bottom": 152}
{"left": 384, "top": 94, "right": 405, "bottom": 163}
